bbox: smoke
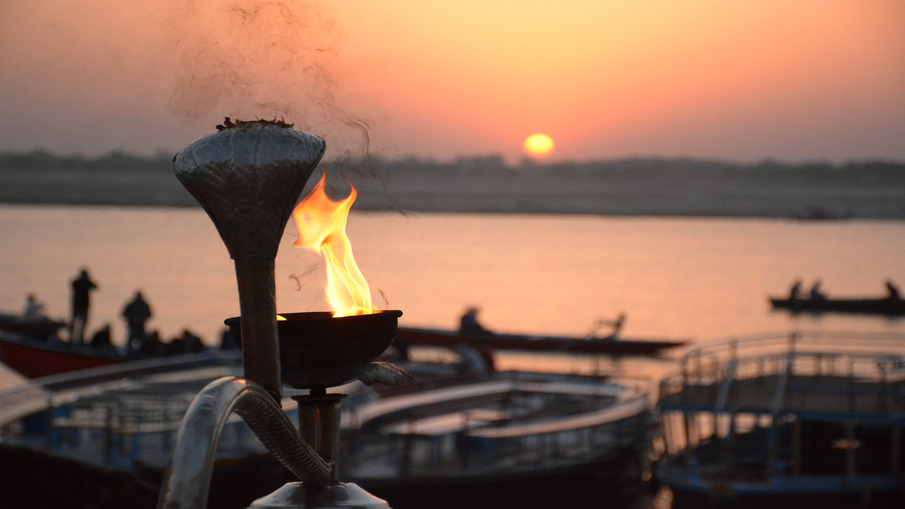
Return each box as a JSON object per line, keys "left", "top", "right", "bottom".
{"left": 288, "top": 265, "right": 318, "bottom": 291}
{"left": 165, "top": 0, "right": 371, "bottom": 159}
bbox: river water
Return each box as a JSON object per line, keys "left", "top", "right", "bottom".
{"left": 1, "top": 204, "right": 904, "bottom": 388}
{"left": 1, "top": 204, "right": 903, "bottom": 508}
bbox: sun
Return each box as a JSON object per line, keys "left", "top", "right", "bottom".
{"left": 523, "top": 133, "right": 555, "bottom": 159}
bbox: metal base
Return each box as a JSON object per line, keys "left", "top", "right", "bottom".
{"left": 248, "top": 482, "right": 391, "bottom": 509}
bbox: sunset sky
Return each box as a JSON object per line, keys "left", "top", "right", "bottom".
{"left": 1, "top": 0, "right": 903, "bottom": 163}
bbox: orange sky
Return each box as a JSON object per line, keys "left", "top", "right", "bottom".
{"left": 1, "top": 0, "right": 903, "bottom": 163}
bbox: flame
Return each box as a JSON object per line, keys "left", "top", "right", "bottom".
{"left": 292, "top": 173, "right": 377, "bottom": 317}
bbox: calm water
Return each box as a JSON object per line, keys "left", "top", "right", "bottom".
{"left": 2, "top": 204, "right": 904, "bottom": 387}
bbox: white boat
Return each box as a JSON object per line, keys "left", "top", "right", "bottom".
{"left": 340, "top": 371, "right": 654, "bottom": 508}
{"left": 0, "top": 352, "right": 288, "bottom": 508}
{"left": 656, "top": 331, "right": 905, "bottom": 508}
{"left": 0, "top": 353, "right": 654, "bottom": 508}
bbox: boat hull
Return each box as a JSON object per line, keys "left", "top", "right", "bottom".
{"left": 0, "top": 444, "right": 159, "bottom": 509}
{"left": 0, "top": 333, "right": 123, "bottom": 378}
{"left": 355, "top": 454, "right": 649, "bottom": 509}
{"left": 395, "top": 326, "right": 686, "bottom": 355}
{"left": 342, "top": 371, "right": 653, "bottom": 507}
{"left": 656, "top": 331, "right": 905, "bottom": 509}
{"left": 769, "top": 297, "right": 905, "bottom": 316}
{"left": 664, "top": 474, "right": 905, "bottom": 509}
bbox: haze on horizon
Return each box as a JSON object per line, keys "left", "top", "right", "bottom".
{"left": 1, "top": 0, "right": 903, "bottom": 164}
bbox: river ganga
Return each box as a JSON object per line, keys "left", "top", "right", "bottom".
{"left": 1, "top": 204, "right": 904, "bottom": 388}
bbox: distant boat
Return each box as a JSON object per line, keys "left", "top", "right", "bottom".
{"left": 656, "top": 330, "right": 905, "bottom": 508}
{"left": 395, "top": 326, "right": 687, "bottom": 356}
{"left": 769, "top": 296, "right": 905, "bottom": 316}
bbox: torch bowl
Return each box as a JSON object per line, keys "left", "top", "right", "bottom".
{"left": 225, "top": 310, "right": 403, "bottom": 390}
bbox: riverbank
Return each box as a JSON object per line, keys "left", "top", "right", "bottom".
{"left": 2, "top": 152, "right": 904, "bottom": 219}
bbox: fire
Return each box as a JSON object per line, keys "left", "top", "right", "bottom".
{"left": 292, "top": 173, "right": 377, "bottom": 317}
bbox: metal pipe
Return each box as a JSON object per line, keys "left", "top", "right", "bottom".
{"left": 294, "top": 393, "right": 346, "bottom": 479}
{"left": 234, "top": 257, "right": 282, "bottom": 400}
{"left": 157, "top": 376, "right": 334, "bottom": 509}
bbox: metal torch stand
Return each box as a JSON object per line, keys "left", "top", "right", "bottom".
{"left": 157, "top": 377, "right": 390, "bottom": 509}
{"left": 166, "top": 124, "right": 391, "bottom": 508}
{"left": 296, "top": 392, "right": 345, "bottom": 479}
{"left": 248, "top": 391, "right": 389, "bottom": 509}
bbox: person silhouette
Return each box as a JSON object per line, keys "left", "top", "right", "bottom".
{"left": 180, "top": 329, "right": 204, "bottom": 353}
{"left": 459, "top": 306, "right": 491, "bottom": 336}
{"left": 808, "top": 280, "right": 826, "bottom": 301}
{"left": 22, "top": 294, "right": 45, "bottom": 321}
{"left": 122, "top": 291, "right": 152, "bottom": 354}
{"left": 885, "top": 280, "right": 901, "bottom": 300}
{"left": 69, "top": 268, "right": 98, "bottom": 344}
{"left": 788, "top": 279, "right": 803, "bottom": 300}
{"left": 90, "top": 323, "right": 113, "bottom": 351}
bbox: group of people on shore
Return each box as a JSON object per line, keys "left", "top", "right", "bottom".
{"left": 25, "top": 268, "right": 210, "bottom": 357}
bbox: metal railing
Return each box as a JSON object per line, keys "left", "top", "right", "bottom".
{"left": 659, "top": 330, "right": 905, "bottom": 403}
{"left": 0, "top": 351, "right": 240, "bottom": 430}
{"left": 342, "top": 371, "right": 652, "bottom": 480}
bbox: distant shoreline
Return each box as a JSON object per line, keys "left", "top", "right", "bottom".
{"left": 2, "top": 151, "right": 904, "bottom": 220}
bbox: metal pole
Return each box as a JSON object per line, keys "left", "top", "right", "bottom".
{"left": 891, "top": 426, "right": 901, "bottom": 472}
{"left": 791, "top": 418, "right": 801, "bottom": 477}
{"left": 234, "top": 257, "right": 282, "bottom": 401}
{"left": 294, "top": 392, "right": 346, "bottom": 479}
{"left": 844, "top": 422, "right": 856, "bottom": 477}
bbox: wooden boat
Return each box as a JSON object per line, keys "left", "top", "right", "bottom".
{"left": 0, "top": 329, "right": 211, "bottom": 379}
{"left": 340, "top": 371, "right": 654, "bottom": 508}
{"left": 0, "top": 331, "right": 125, "bottom": 378}
{"left": 0, "top": 307, "right": 218, "bottom": 379}
{"left": 0, "top": 311, "right": 66, "bottom": 340}
{"left": 655, "top": 331, "right": 905, "bottom": 508}
{"left": 769, "top": 296, "right": 905, "bottom": 316}
{"left": 0, "top": 316, "right": 684, "bottom": 381}
{"left": 0, "top": 308, "right": 127, "bottom": 378}
{"left": 395, "top": 326, "right": 687, "bottom": 356}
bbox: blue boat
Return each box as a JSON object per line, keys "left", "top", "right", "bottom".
{"left": 656, "top": 331, "right": 905, "bottom": 508}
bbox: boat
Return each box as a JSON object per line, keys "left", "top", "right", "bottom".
{"left": 340, "top": 370, "right": 654, "bottom": 508}
{"left": 395, "top": 326, "right": 687, "bottom": 356}
{"left": 0, "top": 311, "right": 683, "bottom": 381}
{"left": 0, "top": 329, "right": 217, "bottom": 379}
{"left": 655, "top": 331, "right": 905, "bottom": 508}
{"left": 0, "top": 307, "right": 225, "bottom": 379}
{"left": 0, "top": 348, "right": 656, "bottom": 508}
{"left": 0, "top": 310, "right": 67, "bottom": 341}
{"left": 0, "top": 351, "right": 300, "bottom": 509}
{"left": 0, "top": 306, "right": 128, "bottom": 378}
{"left": 769, "top": 296, "right": 905, "bottom": 316}
{"left": 0, "top": 331, "right": 126, "bottom": 378}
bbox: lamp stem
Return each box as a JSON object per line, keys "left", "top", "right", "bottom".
{"left": 234, "top": 257, "right": 282, "bottom": 402}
